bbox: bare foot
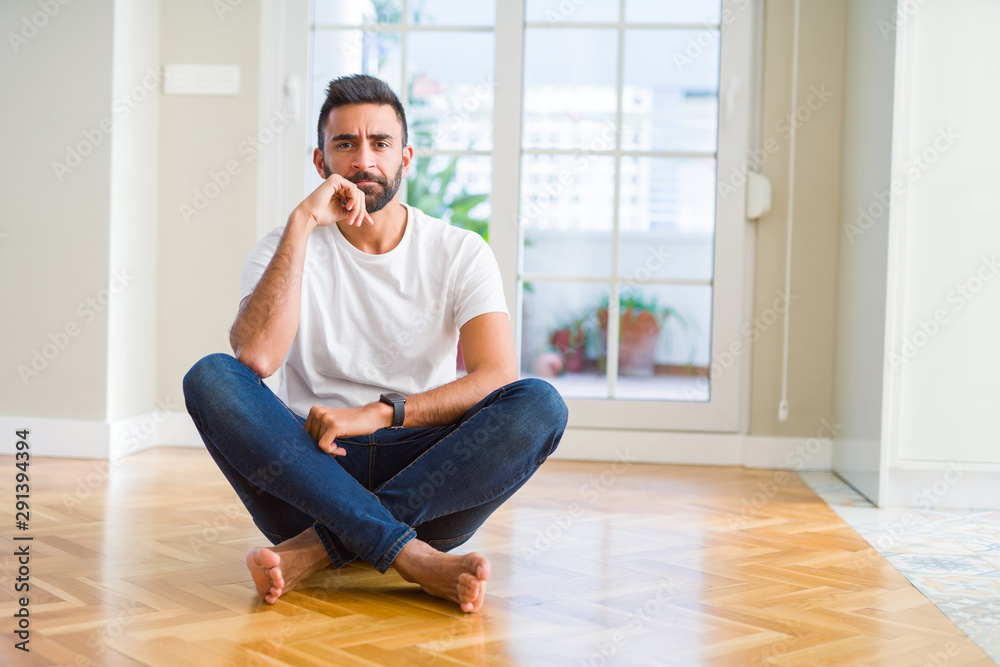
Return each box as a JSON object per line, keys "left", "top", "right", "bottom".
{"left": 392, "top": 538, "right": 491, "bottom": 613}
{"left": 246, "top": 527, "right": 331, "bottom": 604}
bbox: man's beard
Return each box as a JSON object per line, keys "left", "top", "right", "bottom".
{"left": 323, "top": 161, "right": 404, "bottom": 214}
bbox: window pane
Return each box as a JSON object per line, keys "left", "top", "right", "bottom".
{"left": 311, "top": 30, "right": 403, "bottom": 136}
{"left": 407, "top": 32, "right": 495, "bottom": 150}
{"left": 523, "top": 28, "right": 618, "bottom": 150}
{"left": 406, "top": 155, "right": 491, "bottom": 238}
{"left": 520, "top": 154, "right": 614, "bottom": 277}
{"left": 314, "top": 0, "right": 403, "bottom": 25}
{"left": 525, "top": 0, "right": 619, "bottom": 23}
{"left": 617, "top": 157, "right": 716, "bottom": 281}
{"left": 410, "top": 0, "right": 495, "bottom": 26}
{"left": 625, "top": 0, "right": 722, "bottom": 24}
{"left": 521, "top": 280, "right": 609, "bottom": 399}
{"left": 622, "top": 29, "right": 719, "bottom": 152}
{"left": 612, "top": 284, "right": 712, "bottom": 401}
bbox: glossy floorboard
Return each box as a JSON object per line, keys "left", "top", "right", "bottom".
{"left": 0, "top": 448, "right": 993, "bottom": 666}
{"left": 801, "top": 472, "right": 1000, "bottom": 663}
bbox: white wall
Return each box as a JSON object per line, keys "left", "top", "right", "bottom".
{"left": 156, "top": 0, "right": 261, "bottom": 414}
{"left": 0, "top": 0, "right": 114, "bottom": 424}
{"left": 751, "top": 0, "right": 846, "bottom": 437}
{"left": 0, "top": 0, "right": 161, "bottom": 458}
{"left": 831, "top": 0, "right": 896, "bottom": 504}
{"left": 882, "top": 0, "right": 1000, "bottom": 507}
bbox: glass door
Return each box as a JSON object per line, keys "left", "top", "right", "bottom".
{"left": 506, "top": 0, "right": 755, "bottom": 432}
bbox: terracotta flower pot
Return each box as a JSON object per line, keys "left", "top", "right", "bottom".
{"left": 550, "top": 327, "right": 586, "bottom": 374}
{"left": 597, "top": 308, "right": 661, "bottom": 377}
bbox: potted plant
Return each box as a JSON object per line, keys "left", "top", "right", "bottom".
{"left": 549, "top": 314, "right": 592, "bottom": 374}
{"left": 595, "top": 292, "right": 691, "bottom": 377}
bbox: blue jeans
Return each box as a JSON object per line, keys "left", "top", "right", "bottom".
{"left": 182, "top": 353, "right": 568, "bottom": 574}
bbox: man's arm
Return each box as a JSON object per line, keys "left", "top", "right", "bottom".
{"left": 231, "top": 174, "right": 372, "bottom": 378}
{"left": 304, "top": 312, "right": 517, "bottom": 454}
{"left": 402, "top": 312, "right": 517, "bottom": 426}
{"left": 229, "top": 215, "right": 314, "bottom": 378}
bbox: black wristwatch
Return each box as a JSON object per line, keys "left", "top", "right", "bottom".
{"left": 379, "top": 392, "right": 406, "bottom": 429}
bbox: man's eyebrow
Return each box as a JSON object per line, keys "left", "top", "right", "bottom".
{"left": 330, "top": 132, "right": 395, "bottom": 142}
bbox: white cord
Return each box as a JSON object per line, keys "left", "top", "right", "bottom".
{"left": 778, "top": 0, "right": 800, "bottom": 423}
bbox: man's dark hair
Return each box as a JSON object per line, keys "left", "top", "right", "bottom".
{"left": 316, "top": 74, "right": 408, "bottom": 150}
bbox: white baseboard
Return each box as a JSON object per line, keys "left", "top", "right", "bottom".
{"left": 0, "top": 415, "right": 110, "bottom": 459}
{"left": 550, "top": 428, "right": 833, "bottom": 471}
{"left": 888, "top": 465, "right": 1000, "bottom": 510}
{"left": 0, "top": 408, "right": 203, "bottom": 459}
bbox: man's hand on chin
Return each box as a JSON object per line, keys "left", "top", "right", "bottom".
{"left": 305, "top": 402, "right": 393, "bottom": 456}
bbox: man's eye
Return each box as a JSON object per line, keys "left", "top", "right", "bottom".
{"left": 337, "top": 142, "right": 352, "bottom": 149}
{"left": 375, "top": 142, "right": 389, "bottom": 148}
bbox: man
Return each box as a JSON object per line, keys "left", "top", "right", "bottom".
{"left": 182, "top": 74, "right": 567, "bottom": 613}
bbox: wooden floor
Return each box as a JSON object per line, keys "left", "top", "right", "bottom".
{"left": 1, "top": 448, "right": 993, "bottom": 666}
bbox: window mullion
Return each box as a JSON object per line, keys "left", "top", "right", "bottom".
{"left": 491, "top": 0, "right": 526, "bottom": 345}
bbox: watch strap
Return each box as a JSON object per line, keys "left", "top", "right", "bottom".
{"left": 379, "top": 392, "right": 406, "bottom": 429}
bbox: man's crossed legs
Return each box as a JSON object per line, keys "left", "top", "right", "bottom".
{"left": 182, "top": 353, "right": 568, "bottom": 612}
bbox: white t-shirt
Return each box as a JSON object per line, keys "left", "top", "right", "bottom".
{"left": 239, "top": 203, "right": 508, "bottom": 417}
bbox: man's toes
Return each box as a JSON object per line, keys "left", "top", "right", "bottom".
{"left": 470, "top": 555, "right": 491, "bottom": 582}
{"left": 457, "top": 579, "right": 478, "bottom": 599}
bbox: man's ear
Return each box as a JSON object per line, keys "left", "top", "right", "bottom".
{"left": 400, "top": 144, "right": 414, "bottom": 179}
{"left": 312, "top": 147, "right": 327, "bottom": 180}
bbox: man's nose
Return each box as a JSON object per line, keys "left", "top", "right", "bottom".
{"left": 351, "top": 143, "right": 376, "bottom": 171}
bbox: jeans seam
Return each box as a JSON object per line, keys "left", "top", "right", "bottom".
{"left": 426, "top": 528, "right": 477, "bottom": 547}
{"left": 373, "top": 432, "right": 436, "bottom": 446}
{"left": 376, "top": 527, "right": 417, "bottom": 573}
{"left": 312, "top": 523, "right": 347, "bottom": 568}
{"left": 373, "top": 385, "right": 506, "bottom": 495}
